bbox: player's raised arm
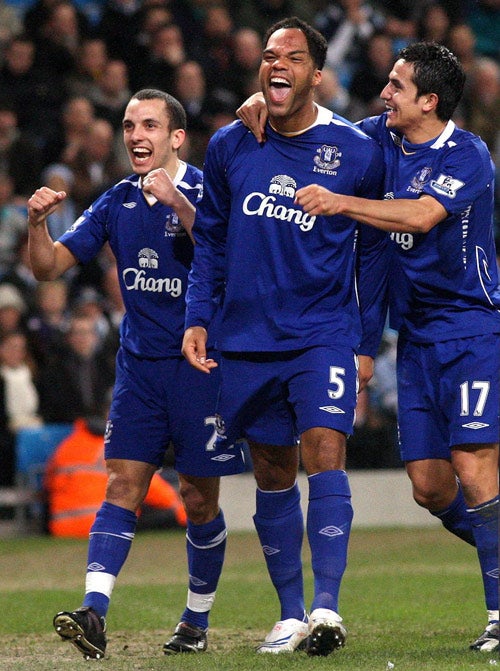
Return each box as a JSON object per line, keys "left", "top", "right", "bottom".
{"left": 27, "top": 186, "right": 79, "bottom": 280}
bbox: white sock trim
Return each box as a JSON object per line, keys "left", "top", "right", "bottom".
{"left": 85, "top": 571, "right": 116, "bottom": 598}
{"left": 186, "top": 589, "right": 216, "bottom": 613}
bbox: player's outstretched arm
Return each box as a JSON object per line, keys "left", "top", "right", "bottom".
{"left": 182, "top": 326, "right": 218, "bottom": 374}
{"left": 28, "top": 187, "right": 78, "bottom": 280}
{"left": 295, "top": 186, "right": 447, "bottom": 234}
{"left": 236, "top": 92, "right": 268, "bottom": 143}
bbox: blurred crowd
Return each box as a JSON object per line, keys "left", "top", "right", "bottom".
{"left": 0, "top": 0, "right": 498, "bottom": 485}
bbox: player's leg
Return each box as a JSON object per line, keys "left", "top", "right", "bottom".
{"left": 445, "top": 334, "right": 499, "bottom": 651}
{"left": 300, "top": 427, "right": 351, "bottom": 657}
{"left": 405, "top": 458, "right": 475, "bottom": 545}
{"left": 53, "top": 458, "right": 156, "bottom": 659}
{"left": 163, "top": 355, "right": 245, "bottom": 654}
{"left": 398, "top": 338, "right": 475, "bottom": 543}
{"left": 163, "top": 474, "right": 225, "bottom": 654}
{"left": 212, "top": 352, "right": 307, "bottom": 653}
{"left": 53, "top": 348, "right": 171, "bottom": 659}
{"left": 250, "top": 440, "right": 308, "bottom": 653}
{"left": 289, "top": 345, "right": 357, "bottom": 657}
{"left": 452, "top": 444, "right": 499, "bottom": 652}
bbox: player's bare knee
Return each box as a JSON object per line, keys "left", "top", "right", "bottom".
{"left": 179, "top": 479, "right": 219, "bottom": 524}
{"left": 105, "top": 471, "right": 148, "bottom": 510}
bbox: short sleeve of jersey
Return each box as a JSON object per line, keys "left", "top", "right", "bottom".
{"left": 58, "top": 189, "right": 112, "bottom": 262}
{"left": 423, "top": 137, "right": 494, "bottom": 214}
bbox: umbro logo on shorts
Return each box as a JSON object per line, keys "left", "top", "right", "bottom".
{"left": 319, "top": 405, "right": 345, "bottom": 414}
{"left": 462, "top": 421, "right": 489, "bottom": 429}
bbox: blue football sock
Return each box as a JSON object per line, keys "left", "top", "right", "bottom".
{"left": 83, "top": 502, "right": 138, "bottom": 617}
{"left": 467, "top": 496, "right": 499, "bottom": 612}
{"left": 431, "top": 483, "right": 475, "bottom": 546}
{"left": 253, "top": 483, "right": 305, "bottom": 621}
{"left": 307, "top": 470, "right": 353, "bottom": 614}
{"left": 180, "top": 510, "right": 227, "bottom": 630}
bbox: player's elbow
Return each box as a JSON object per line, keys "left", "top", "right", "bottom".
{"left": 409, "top": 197, "right": 445, "bottom": 233}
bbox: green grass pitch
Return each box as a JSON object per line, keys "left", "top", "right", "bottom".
{"left": 0, "top": 527, "right": 497, "bottom": 670}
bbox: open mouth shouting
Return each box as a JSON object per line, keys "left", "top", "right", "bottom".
{"left": 268, "top": 76, "right": 292, "bottom": 105}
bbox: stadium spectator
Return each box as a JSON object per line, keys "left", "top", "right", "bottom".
{"left": 133, "top": 21, "right": 187, "bottom": 93}
{"left": 224, "top": 27, "right": 263, "bottom": 106}
{"left": 0, "top": 0, "right": 22, "bottom": 56}
{"left": 0, "top": 34, "right": 65, "bottom": 147}
{"left": 32, "top": 0, "right": 89, "bottom": 78}
{"left": 190, "top": 2, "right": 235, "bottom": 92}
{"left": 415, "top": 1, "right": 453, "bottom": 43}
{"left": 0, "top": 283, "right": 28, "bottom": 339}
{"left": 26, "top": 279, "right": 70, "bottom": 368}
{"left": 349, "top": 30, "right": 395, "bottom": 118}
{"left": 313, "top": 0, "right": 386, "bottom": 88}
{"left": 23, "top": 0, "right": 91, "bottom": 44}
{"left": 65, "top": 118, "right": 124, "bottom": 210}
{"left": 41, "top": 164, "right": 78, "bottom": 240}
{"left": 37, "top": 314, "right": 114, "bottom": 424}
{"left": 0, "top": 330, "right": 41, "bottom": 433}
{"left": 0, "top": 100, "right": 44, "bottom": 201}
{"left": 97, "top": 0, "right": 142, "bottom": 67}
{"left": 42, "top": 95, "right": 95, "bottom": 168}
{"left": 313, "top": 65, "right": 353, "bottom": 117}
{"left": 467, "top": 0, "right": 499, "bottom": 61}
{"left": 87, "top": 58, "right": 131, "bottom": 131}
{"left": 66, "top": 37, "right": 109, "bottom": 98}
{"left": 0, "top": 173, "right": 28, "bottom": 277}
{"left": 1, "top": 233, "right": 39, "bottom": 315}
{"left": 464, "top": 57, "right": 499, "bottom": 161}
{"left": 233, "top": 0, "right": 315, "bottom": 36}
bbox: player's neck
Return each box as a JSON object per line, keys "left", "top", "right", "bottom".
{"left": 164, "top": 156, "right": 181, "bottom": 181}
{"left": 269, "top": 103, "right": 318, "bottom": 136}
{"left": 403, "top": 118, "right": 448, "bottom": 145}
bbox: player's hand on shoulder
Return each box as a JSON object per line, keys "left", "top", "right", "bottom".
{"left": 236, "top": 92, "right": 268, "bottom": 143}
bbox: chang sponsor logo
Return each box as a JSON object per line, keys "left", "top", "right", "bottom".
{"left": 242, "top": 175, "right": 316, "bottom": 231}
{"left": 390, "top": 232, "right": 414, "bottom": 250}
{"left": 122, "top": 248, "right": 183, "bottom": 297}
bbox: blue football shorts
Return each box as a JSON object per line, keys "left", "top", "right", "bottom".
{"left": 397, "top": 333, "right": 500, "bottom": 462}
{"left": 104, "top": 346, "right": 246, "bottom": 476}
{"left": 216, "top": 345, "right": 358, "bottom": 446}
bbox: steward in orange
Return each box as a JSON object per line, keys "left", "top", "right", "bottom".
{"left": 44, "top": 417, "right": 187, "bottom": 537}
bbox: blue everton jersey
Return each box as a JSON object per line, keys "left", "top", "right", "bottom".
{"left": 59, "top": 162, "right": 203, "bottom": 357}
{"left": 186, "top": 106, "right": 388, "bottom": 354}
{"left": 358, "top": 114, "right": 500, "bottom": 343}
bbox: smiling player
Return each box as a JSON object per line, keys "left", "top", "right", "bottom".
{"left": 28, "top": 89, "right": 245, "bottom": 659}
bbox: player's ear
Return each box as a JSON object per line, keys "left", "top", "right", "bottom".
{"left": 312, "top": 68, "right": 322, "bottom": 89}
{"left": 422, "top": 92, "right": 438, "bottom": 113}
{"left": 171, "top": 128, "right": 186, "bottom": 150}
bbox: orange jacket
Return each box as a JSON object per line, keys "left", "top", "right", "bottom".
{"left": 44, "top": 418, "right": 187, "bottom": 537}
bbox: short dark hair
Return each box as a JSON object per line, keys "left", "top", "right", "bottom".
{"left": 397, "top": 42, "right": 465, "bottom": 121}
{"left": 130, "top": 89, "right": 187, "bottom": 131}
{"left": 263, "top": 17, "right": 327, "bottom": 71}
